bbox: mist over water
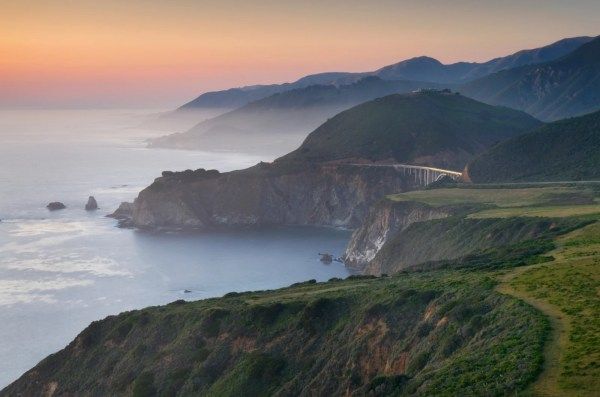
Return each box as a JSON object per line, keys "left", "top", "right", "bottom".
{"left": 0, "top": 110, "right": 350, "bottom": 387}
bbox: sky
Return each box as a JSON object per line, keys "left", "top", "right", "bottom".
{"left": 1, "top": 0, "right": 599, "bottom": 109}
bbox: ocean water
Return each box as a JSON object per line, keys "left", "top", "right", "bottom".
{"left": 0, "top": 110, "right": 350, "bottom": 387}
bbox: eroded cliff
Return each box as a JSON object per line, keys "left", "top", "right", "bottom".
{"left": 121, "top": 164, "right": 431, "bottom": 230}
{"left": 343, "top": 200, "right": 456, "bottom": 270}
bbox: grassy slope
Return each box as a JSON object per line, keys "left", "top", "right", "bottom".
{"left": 3, "top": 273, "right": 548, "bottom": 397}
{"left": 388, "top": 186, "right": 598, "bottom": 208}
{"left": 370, "top": 215, "right": 588, "bottom": 275}
{"left": 384, "top": 185, "right": 600, "bottom": 395}
{"left": 520, "top": 223, "right": 600, "bottom": 394}
{"left": 468, "top": 204, "right": 600, "bottom": 219}
{"left": 467, "top": 110, "right": 600, "bottom": 183}
{"left": 278, "top": 91, "right": 540, "bottom": 169}
{"left": 498, "top": 221, "right": 600, "bottom": 396}
{"left": 371, "top": 186, "right": 598, "bottom": 275}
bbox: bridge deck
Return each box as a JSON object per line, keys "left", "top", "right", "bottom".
{"left": 346, "top": 163, "right": 463, "bottom": 176}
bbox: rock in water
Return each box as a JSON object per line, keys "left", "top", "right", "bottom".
{"left": 47, "top": 202, "right": 66, "bottom": 211}
{"left": 85, "top": 196, "right": 98, "bottom": 211}
{"left": 319, "top": 253, "right": 333, "bottom": 264}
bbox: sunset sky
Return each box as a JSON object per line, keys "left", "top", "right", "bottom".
{"left": 1, "top": 0, "right": 599, "bottom": 109}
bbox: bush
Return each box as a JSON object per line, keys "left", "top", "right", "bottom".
{"left": 132, "top": 372, "right": 156, "bottom": 397}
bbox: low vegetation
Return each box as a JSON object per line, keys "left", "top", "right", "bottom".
{"left": 5, "top": 270, "right": 549, "bottom": 396}
{"left": 374, "top": 185, "right": 599, "bottom": 274}
{"left": 279, "top": 90, "right": 540, "bottom": 169}
{"left": 388, "top": 186, "right": 597, "bottom": 208}
{"left": 4, "top": 185, "right": 599, "bottom": 396}
{"left": 468, "top": 204, "right": 600, "bottom": 219}
{"left": 467, "top": 109, "right": 600, "bottom": 183}
{"left": 370, "top": 215, "right": 590, "bottom": 275}
{"left": 507, "top": 222, "right": 600, "bottom": 395}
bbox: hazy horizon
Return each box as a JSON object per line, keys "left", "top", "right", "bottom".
{"left": 2, "top": 0, "right": 599, "bottom": 109}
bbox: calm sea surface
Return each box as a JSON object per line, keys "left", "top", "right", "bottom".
{"left": 0, "top": 110, "right": 350, "bottom": 387}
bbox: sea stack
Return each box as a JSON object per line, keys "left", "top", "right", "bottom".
{"left": 85, "top": 196, "right": 98, "bottom": 211}
{"left": 47, "top": 202, "right": 66, "bottom": 211}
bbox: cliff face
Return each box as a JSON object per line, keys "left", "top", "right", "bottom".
{"left": 126, "top": 164, "right": 428, "bottom": 230}
{"left": 364, "top": 216, "right": 587, "bottom": 276}
{"left": 343, "top": 200, "right": 454, "bottom": 270}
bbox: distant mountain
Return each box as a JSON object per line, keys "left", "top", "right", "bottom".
{"left": 373, "top": 56, "right": 477, "bottom": 84}
{"left": 461, "top": 36, "right": 600, "bottom": 121}
{"left": 177, "top": 36, "right": 592, "bottom": 112}
{"left": 177, "top": 73, "right": 365, "bottom": 111}
{"left": 467, "top": 109, "right": 600, "bottom": 182}
{"left": 278, "top": 90, "right": 542, "bottom": 170}
{"left": 179, "top": 84, "right": 292, "bottom": 110}
{"left": 460, "top": 36, "right": 593, "bottom": 81}
{"left": 150, "top": 77, "right": 445, "bottom": 155}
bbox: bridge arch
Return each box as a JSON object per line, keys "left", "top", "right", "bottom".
{"left": 347, "top": 163, "right": 462, "bottom": 187}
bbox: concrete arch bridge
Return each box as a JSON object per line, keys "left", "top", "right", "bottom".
{"left": 347, "top": 163, "right": 463, "bottom": 187}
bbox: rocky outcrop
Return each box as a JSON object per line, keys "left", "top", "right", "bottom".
{"left": 343, "top": 199, "right": 455, "bottom": 271}
{"left": 85, "top": 196, "right": 98, "bottom": 211}
{"left": 108, "top": 202, "right": 134, "bottom": 220}
{"left": 107, "top": 202, "right": 135, "bottom": 228}
{"left": 46, "top": 202, "right": 66, "bottom": 211}
{"left": 119, "top": 163, "right": 431, "bottom": 231}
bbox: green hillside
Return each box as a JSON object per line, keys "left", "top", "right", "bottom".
{"left": 4, "top": 185, "right": 600, "bottom": 396}
{"left": 3, "top": 271, "right": 548, "bottom": 396}
{"left": 150, "top": 77, "right": 444, "bottom": 154}
{"left": 279, "top": 90, "right": 541, "bottom": 169}
{"left": 467, "top": 109, "right": 600, "bottom": 182}
{"left": 462, "top": 37, "right": 600, "bottom": 121}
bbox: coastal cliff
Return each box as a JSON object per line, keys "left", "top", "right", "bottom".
{"left": 121, "top": 164, "right": 430, "bottom": 230}
{"left": 343, "top": 200, "right": 455, "bottom": 269}
{"left": 345, "top": 187, "right": 595, "bottom": 275}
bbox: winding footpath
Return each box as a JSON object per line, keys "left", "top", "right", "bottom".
{"left": 497, "top": 266, "right": 570, "bottom": 397}
{"left": 496, "top": 221, "right": 600, "bottom": 397}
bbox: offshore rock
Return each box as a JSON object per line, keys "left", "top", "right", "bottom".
{"left": 85, "top": 196, "right": 98, "bottom": 211}
{"left": 46, "top": 202, "right": 66, "bottom": 211}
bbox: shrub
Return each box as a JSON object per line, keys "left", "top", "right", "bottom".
{"left": 132, "top": 372, "right": 156, "bottom": 397}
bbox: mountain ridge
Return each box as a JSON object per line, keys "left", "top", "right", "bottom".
{"left": 177, "top": 36, "right": 593, "bottom": 112}
{"left": 461, "top": 36, "right": 600, "bottom": 120}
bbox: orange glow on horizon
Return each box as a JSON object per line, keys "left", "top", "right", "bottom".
{"left": 1, "top": 0, "right": 598, "bottom": 108}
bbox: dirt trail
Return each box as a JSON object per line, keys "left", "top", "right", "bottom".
{"left": 497, "top": 266, "right": 571, "bottom": 397}
{"left": 495, "top": 220, "right": 600, "bottom": 397}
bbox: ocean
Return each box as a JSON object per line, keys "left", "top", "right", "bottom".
{"left": 0, "top": 109, "right": 350, "bottom": 387}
